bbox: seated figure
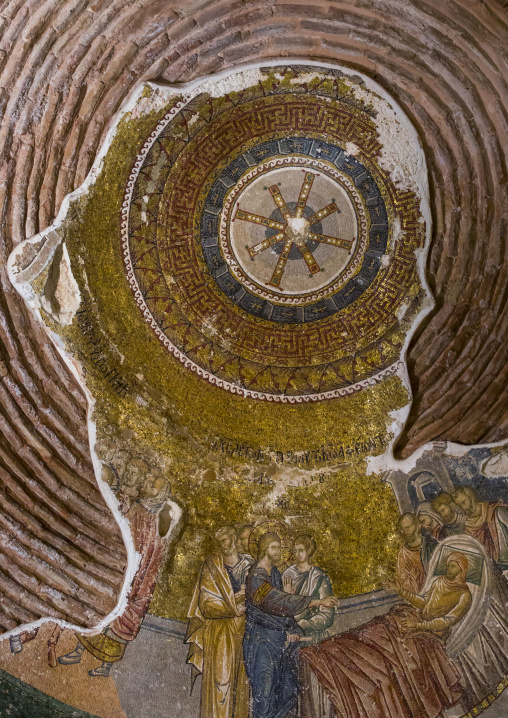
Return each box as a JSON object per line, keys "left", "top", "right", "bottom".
{"left": 388, "top": 550, "right": 471, "bottom": 637}
{"left": 282, "top": 533, "right": 335, "bottom": 645}
{"left": 299, "top": 536, "right": 493, "bottom": 718}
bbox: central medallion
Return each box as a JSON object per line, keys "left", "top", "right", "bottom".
{"left": 119, "top": 70, "right": 428, "bottom": 400}
{"left": 221, "top": 160, "right": 366, "bottom": 303}
{"left": 285, "top": 216, "right": 311, "bottom": 242}
{"left": 234, "top": 169, "right": 353, "bottom": 293}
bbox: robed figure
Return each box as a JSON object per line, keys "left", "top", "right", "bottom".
{"left": 282, "top": 533, "right": 335, "bottom": 645}
{"left": 300, "top": 550, "right": 472, "bottom": 718}
{"left": 59, "top": 460, "right": 173, "bottom": 676}
{"left": 186, "top": 525, "right": 254, "bottom": 718}
{"left": 417, "top": 502, "right": 449, "bottom": 541}
{"left": 454, "top": 486, "right": 508, "bottom": 569}
{"left": 396, "top": 513, "right": 437, "bottom": 592}
{"left": 432, "top": 493, "right": 466, "bottom": 535}
{"left": 244, "top": 532, "right": 338, "bottom": 718}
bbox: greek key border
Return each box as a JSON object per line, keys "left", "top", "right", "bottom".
{"left": 120, "top": 97, "right": 401, "bottom": 402}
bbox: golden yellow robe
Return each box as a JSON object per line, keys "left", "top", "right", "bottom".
{"left": 186, "top": 554, "right": 250, "bottom": 718}
{"left": 397, "top": 543, "right": 425, "bottom": 592}
{"left": 399, "top": 574, "right": 472, "bottom": 637}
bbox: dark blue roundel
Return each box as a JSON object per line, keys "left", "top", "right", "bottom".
{"left": 200, "top": 137, "right": 389, "bottom": 325}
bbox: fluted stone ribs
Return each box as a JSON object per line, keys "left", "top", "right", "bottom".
{"left": 0, "top": 0, "right": 506, "bottom": 631}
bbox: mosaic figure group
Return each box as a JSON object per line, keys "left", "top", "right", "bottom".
{"left": 186, "top": 524, "right": 338, "bottom": 718}
{"left": 397, "top": 486, "right": 508, "bottom": 594}
{"left": 187, "top": 484, "right": 508, "bottom": 718}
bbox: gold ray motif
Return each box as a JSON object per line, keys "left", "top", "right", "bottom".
{"left": 308, "top": 233, "right": 353, "bottom": 251}
{"left": 268, "top": 238, "right": 292, "bottom": 288}
{"left": 236, "top": 174, "right": 350, "bottom": 288}
{"left": 307, "top": 202, "right": 339, "bottom": 226}
{"left": 295, "top": 172, "right": 316, "bottom": 218}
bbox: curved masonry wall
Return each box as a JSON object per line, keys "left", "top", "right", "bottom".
{"left": 0, "top": 0, "right": 506, "bottom": 632}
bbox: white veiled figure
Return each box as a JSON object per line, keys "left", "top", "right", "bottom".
{"left": 422, "top": 535, "right": 508, "bottom": 703}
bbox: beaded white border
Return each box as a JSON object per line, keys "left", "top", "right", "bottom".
{"left": 219, "top": 157, "right": 368, "bottom": 305}
{"left": 120, "top": 99, "right": 400, "bottom": 402}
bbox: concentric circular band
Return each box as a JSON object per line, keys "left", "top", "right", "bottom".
{"left": 200, "top": 139, "right": 386, "bottom": 320}
{"left": 122, "top": 71, "right": 425, "bottom": 400}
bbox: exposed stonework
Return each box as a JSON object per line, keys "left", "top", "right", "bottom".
{"left": 41, "top": 243, "right": 81, "bottom": 327}
{"left": 0, "top": 0, "right": 506, "bottom": 639}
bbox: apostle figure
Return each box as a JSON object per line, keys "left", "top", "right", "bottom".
{"left": 396, "top": 513, "right": 437, "bottom": 592}
{"left": 417, "top": 501, "right": 449, "bottom": 540}
{"left": 300, "top": 551, "right": 472, "bottom": 718}
{"left": 58, "top": 458, "right": 173, "bottom": 676}
{"left": 282, "top": 533, "right": 335, "bottom": 644}
{"left": 453, "top": 486, "right": 508, "bottom": 569}
{"left": 235, "top": 523, "right": 255, "bottom": 562}
{"left": 432, "top": 493, "right": 466, "bottom": 534}
{"left": 186, "top": 525, "right": 254, "bottom": 718}
{"left": 243, "top": 531, "right": 338, "bottom": 718}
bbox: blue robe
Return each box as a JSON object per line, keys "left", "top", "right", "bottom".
{"left": 243, "top": 565, "right": 311, "bottom": 718}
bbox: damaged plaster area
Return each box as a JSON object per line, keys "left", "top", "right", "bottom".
{"left": 40, "top": 243, "right": 81, "bottom": 327}
{"left": 5, "top": 59, "right": 432, "bottom": 646}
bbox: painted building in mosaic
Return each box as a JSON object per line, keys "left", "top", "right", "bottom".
{"left": 0, "top": 5, "right": 506, "bottom": 718}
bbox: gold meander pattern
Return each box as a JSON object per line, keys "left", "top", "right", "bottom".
{"left": 122, "top": 74, "right": 425, "bottom": 400}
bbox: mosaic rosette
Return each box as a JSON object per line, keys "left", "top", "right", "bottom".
{"left": 122, "top": 67, "right": 426, "bottom": 401}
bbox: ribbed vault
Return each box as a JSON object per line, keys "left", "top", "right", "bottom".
{"left": 0, "top": 0, "right": 506, "bottom": 630}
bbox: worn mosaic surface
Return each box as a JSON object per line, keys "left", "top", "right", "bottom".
{"left": 4, "top": 63, "right": 508, "bottom": 718}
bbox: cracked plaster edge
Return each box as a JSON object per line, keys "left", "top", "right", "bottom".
{"left": 3, "top": 59, "right": 438, "bottom": 636}
{"left": 39, "top": 243, "right": 82, "bottom": 328}
{"left": 0, "top": 314, "right": 186, "bottom": 643}
{"left": 365, "top": 246, "right": 435, "bottom": 477}
{"left": 367, "top": 434, "right": 508, "bottom": 487}
{"left": 6, "top": 75, "right": 150, "bottom": 302}
{"left": 0, "top": 316, "right": 143, "bottom": 642}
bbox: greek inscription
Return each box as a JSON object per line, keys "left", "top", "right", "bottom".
{"left": 75, "top": 307, "right": 130, "bottom": 397}
{"left": 210, "top": 434, "right": 388, "bottom": 464}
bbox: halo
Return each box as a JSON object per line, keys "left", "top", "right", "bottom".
{"left": 249, "top": 520, "right": 293, "bottom": 572}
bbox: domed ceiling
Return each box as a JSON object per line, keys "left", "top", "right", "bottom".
{"left": 0, "top": 2, "right": 506, "bottom": 715}
{"left": 121, "top": 67, "right": 427, "bottom": 403}
{"left": 9, "top": 62, "right": 431, "bottom": 616}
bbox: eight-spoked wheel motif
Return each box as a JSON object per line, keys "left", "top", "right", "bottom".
{"left": 234, "top": 172, "right": 354, "bottom": 290}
